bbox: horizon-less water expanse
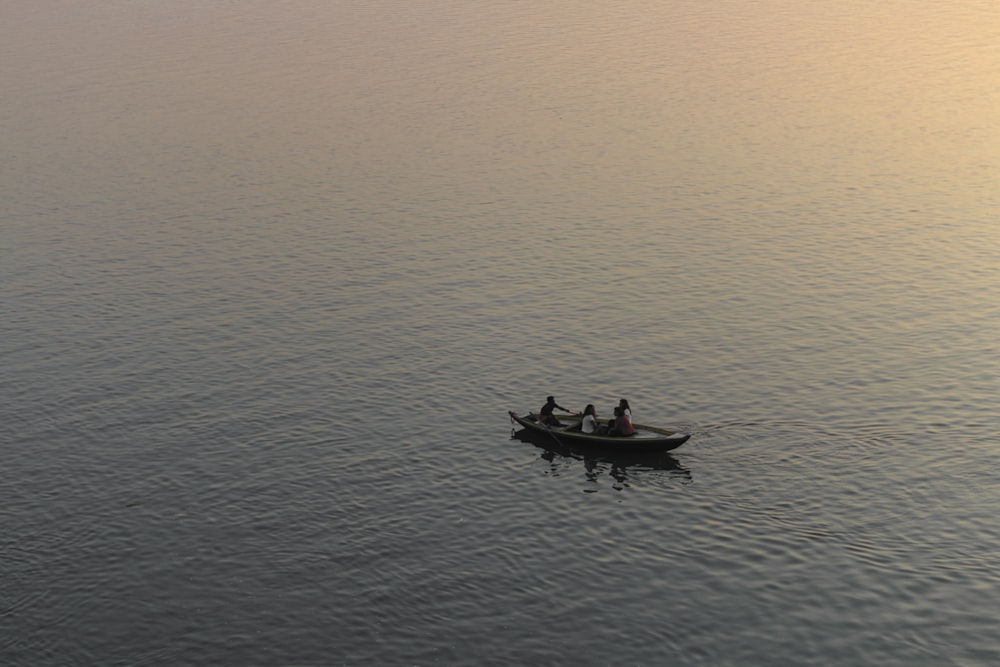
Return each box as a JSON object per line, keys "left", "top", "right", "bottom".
{"left": 2, "top": 1, "right": 999, "bottom": 664}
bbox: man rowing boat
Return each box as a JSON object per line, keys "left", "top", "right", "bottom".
{"left": 539, "top": 395, "right": 573, "bottom": 426}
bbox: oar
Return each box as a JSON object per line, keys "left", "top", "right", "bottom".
{"left": 540, "top": 419, "right": 567, "bottom": 449}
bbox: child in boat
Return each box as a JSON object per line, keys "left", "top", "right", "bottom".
{"left": 610, "top": 406, "right": 636, "bottom": 436}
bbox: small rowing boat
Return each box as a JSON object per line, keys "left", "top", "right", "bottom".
{"left": 509, "top": 411, "right": 690, "bottom": 453}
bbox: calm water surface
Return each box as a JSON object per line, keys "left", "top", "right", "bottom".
{"left": 2, "top": 1, "right": 999, "bottom": 665}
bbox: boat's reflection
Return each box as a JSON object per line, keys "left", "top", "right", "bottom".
{"left": 512, "top": 428, "right": 692, "bottom": 487}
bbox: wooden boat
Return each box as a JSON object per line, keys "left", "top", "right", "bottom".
{"left": 509, "top": 411, "right": 690, "bottom": 453}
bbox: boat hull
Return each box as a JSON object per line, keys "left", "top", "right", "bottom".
{"left": 509, "top": 411, "right": 689, "bottom": 453}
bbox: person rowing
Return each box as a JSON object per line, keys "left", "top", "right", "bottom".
{"left": 539, "top": 395, "right": 574, "bottom": 426}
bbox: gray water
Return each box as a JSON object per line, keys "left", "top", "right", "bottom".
{"left": 2, "top": 1, "right": 999, "bottom": 665}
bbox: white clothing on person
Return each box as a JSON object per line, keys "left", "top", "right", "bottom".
{"left": 582, "top": 414, "right": 597, "bottom": 434}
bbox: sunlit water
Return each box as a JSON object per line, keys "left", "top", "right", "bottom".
{"left": 2, "top": 1, "right": 999, "bottom": 665}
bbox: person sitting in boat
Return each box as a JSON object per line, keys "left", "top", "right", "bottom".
{"left": 581, "top": 404, "right": 599, "bottom": 434}
{"left": 539, "top": 395, "right": 572, "bottom": 426}
{"left": 619, "top": 399, "right": 632, "bottom": 420}
{"left": 610, "top": 405, "right": 636, "bottom": 436}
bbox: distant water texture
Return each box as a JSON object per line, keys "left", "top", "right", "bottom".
{"left": 2, "top": 0, "right": 998, "bottom": 665}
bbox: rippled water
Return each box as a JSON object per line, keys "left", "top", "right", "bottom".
{"left": 2, "top": 1, "right": 999, "bottom": 665}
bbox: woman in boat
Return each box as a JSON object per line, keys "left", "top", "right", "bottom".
{"left": 619, "top": 399, "right": 632, "bottom": 420}
{"left": 581, "top": 404, "right": 599, "bottom": 434}
{"left": 539, "top": 396, "right": 572, "bottom": 426}
{"left": 610, "top": 405, "right": 636, "bottom": 436}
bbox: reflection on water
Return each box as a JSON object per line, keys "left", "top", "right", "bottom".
{"left": 512, "top": 428, "right": 693, "bottom": 490}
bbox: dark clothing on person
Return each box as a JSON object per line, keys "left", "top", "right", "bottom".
{"left": 539, "top": 396, "right": 570, "bottom": 426}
